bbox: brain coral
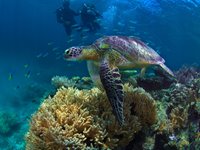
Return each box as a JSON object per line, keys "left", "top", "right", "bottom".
{"left": 25, "top": 84, "right": 156, "bottom": 149}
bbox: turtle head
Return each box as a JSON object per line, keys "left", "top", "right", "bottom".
{"left": 64, "top": 46, "right": 84, "bottom": 61}
{"left": 64, "top": 46, "right": 100, "bottom": 61}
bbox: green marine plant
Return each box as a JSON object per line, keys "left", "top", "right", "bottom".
{"left": 25, "top": 84, "right": 157, "bottom": 149}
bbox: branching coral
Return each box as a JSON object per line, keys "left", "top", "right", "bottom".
{"left": 169, "top": 106, "right": 188, "bottom": 130}
{"left": 148, "top": 81, "right": 200, "bottom": 149}
{"left": 51, "top": 76, "right": 93, "bottom": 90}
{"left": 175, "top": 65, "right": 200, "bottom": 84}
{"left": 26, "top": 103, "right": 106, "bottom": 150}
{"left": 51, "top": 76, "right": 78, "bottom": 88}
{"left": 25, "top": 84, "right": 157, "bottom": 149}
{"left": 124, "top": 86, "right": 157, "bottom": 125}
{"left": 190, "top": 78, "right": 200, "bottom": 98}
{"left": 168, "top": 83, "right": 196, "bottom": 106}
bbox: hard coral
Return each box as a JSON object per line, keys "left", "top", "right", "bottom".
{"left": 190, "top": 78, "right": 200, "bottom": 98}
{"left": 51, "top": 76, "right": 77, "bottom": 88}
{"left": 169, "top": 106, "right": 188, "bottom": 130}
{"left": 168, "top": 83, "right": 195, "bottom": 107}
{"left": 124, "top": 86, "right": 157, "bottom": 125}
{"left": 26, "top": 84, "right": 157, "bottom": 149}
{"left": 51, "top": 76, "right": 93, "bottom": 90}
{"left": 175, "top": 65, "right": 200, "bottom": 84}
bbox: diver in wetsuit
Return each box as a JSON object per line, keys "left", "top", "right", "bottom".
{"left": 56, "top": 0, "right": 79, "bottom": 36}
{"left": 80, "top": 4, "right": 102, "bottom": 32}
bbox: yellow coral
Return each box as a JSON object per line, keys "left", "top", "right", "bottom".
{"left": 124, "top": 86, "right": 157, "bottom": 125}
{"left": 169, "top": 106, "right": 188, "bottom": 131}
{"left": 26, "top": 84, "right": 157, "bottom": 149}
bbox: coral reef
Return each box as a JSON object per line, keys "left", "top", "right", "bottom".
{"left": 175, "top": 65, "right": 200, "bottom": 84}
{"left": 190, "top": 78, "right": 200, "bottom": 98}
{"left": 150, "top": 82, "right": 199, "bottom": 150}
{"left": 51, "top": 76, "right": 93, "bottom": 90}
{"left": 26, "top": 70, "right": 200, "bottom": 150}
{"left": 168, "top": 83, "right": 196, "bottom": 107}
{"left": 25, "top": 84, "right": 157, "bottom": 149}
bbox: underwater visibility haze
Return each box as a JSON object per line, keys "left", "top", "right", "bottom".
{"left": 0, "top": 0, "right": 200, "bottom": 149}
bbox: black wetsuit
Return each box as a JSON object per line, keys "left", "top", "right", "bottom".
{"left": 80, "top": 5, "right": 101, "bottom": 32}
{"left": 56, "top": 6, "right": 79, "bottom": 35}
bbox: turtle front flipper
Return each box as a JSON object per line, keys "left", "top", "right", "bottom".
{"left": 99, "top": 57, "right": 125, "bottom": 126}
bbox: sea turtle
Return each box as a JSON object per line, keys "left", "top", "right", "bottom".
{"left": 64, "top": 36, "right": 174, "bottom": 126}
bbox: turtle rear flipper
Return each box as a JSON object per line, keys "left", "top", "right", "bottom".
{"left": 159, "top": 63, "right": 174, "bottom": 77}
{"left": 99, "top": 57, "right": 125, "bottom": 126}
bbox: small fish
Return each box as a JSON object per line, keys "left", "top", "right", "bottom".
{"left": 117, "top": 22, "right": 125, "bottom": 26}
{"left": 55, "top": 52, "right": 61, "bottom": 55}
{"left": 113, "top": 29, "right": 119, "bottom": 32}
{"left": 43, "top": 52, "right": 49, "bottom": 58}
{"left": 8, "top": 73, "right": 13, "bottom": 80}
{"left": 24, "top": 64, "right": 29, "bottom": 68}
{"left": 95, "top": 18, "right": 101, "bottom": 22}
{"left": 48, "top": 42, "right": 54, "bottom": 46}
{"left": 82, "top": 36, "right": 88, "bottom": 39}
{"left": 129, "top": 36, "right": 136, "bottom": 38}
{"left": 129, "top": 20, "right": 137, "bottom": 24}
{"left": 25, "top": 70, "right": 31, "bottom": 78}
{"left": 67, "top": 63, "right": 72, "bottom": 67}
{"left": 75, "top": 27, "right": 82, "bottom": 31}
{"left": 52, "top": 47, "right": 59, "bottom": 51}
{"left": 71, "top": 24, "right": 79, "bottom": 28}
{"left": 129, "top": 26, "right": 135, "bottom": 29}
{"left": 16, "top": 85, "right": 20, "bottom": 89}
{"left": 56, "top": 56, "right": 62, "bottom": 60}
{"left": 67, "top": 39, "right": 74, "bottom": 43}
{"left": 95, "top": 33, "right": 103, "bottom": 36}
{"left": 36, "top": 72, "right": 41, "bottom": 76}
{"left": 36, "top": 53, "right": 43, "bottom": 58}
{"left": 103, "top": 27, "right": 108, "bottom": 30}
{"left": 143, "top": 32, "right": 148, "bottom": 35}
{"left": 82, "top": 29, "right": 90, "bottom": 32}
{"left": 134, "top": 32, "right": 140, "bottom": 36}
{"left": 117, "top": 32, "right": 124, "bottom": 35}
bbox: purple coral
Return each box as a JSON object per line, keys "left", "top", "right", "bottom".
{"left": 175, "top": 65, "right": 200, "bottom": 84}
{"left": 168, "top": 83, "right": 195, "bottom": 106}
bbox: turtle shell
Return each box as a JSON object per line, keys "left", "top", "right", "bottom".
{"left": 93, "top": 36, "right": 165, "bottom": 65}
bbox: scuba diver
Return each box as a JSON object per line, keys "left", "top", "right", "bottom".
{"left": 56, "top": 0, "right": 79, "bottom": 36}
{"left": 80, "top": 4, "right": 102, "bottom": 32}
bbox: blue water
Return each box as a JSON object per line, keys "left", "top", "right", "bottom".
{"left": 0, "top": 0, "right": 200, "bottom": 149}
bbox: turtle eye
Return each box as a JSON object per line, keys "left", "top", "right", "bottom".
{"left": 66, "top": 50, "right": 70, "bottom": 54}
{"left": 65, "top": 50, "right": 71, "bottom": 55}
